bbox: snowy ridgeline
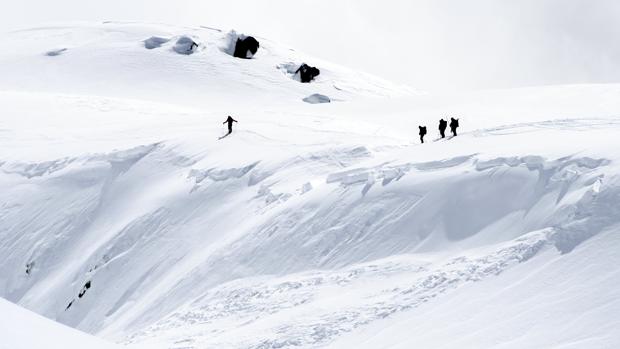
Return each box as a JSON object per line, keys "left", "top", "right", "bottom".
{"left": 0, "top": 22, "right": 620, "bottom": 349}
{"left": 0, "top": 22, "right": 414, "bottom": 110}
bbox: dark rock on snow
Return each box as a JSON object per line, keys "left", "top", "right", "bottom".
{"left": 234, "top": 36, "right": 260, "bottom": 59}
{"left": 296, "top": 63, "right": 320, "bottom": 83}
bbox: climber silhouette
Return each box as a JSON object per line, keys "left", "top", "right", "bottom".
{"left": 450, "top": 117, "right": 459, "bottom": 137}
{"left": 223, "top": 115, "right": 238, "bottom": 134}
{"left": 439, "top": 119, "right": 447, "bottom": 138}
{"left": 419, "top": 125, "right": 427, "bottom": 144}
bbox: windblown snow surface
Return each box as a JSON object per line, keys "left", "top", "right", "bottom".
{"left": 1, "top": 22, "right": 619, "bottom": 349}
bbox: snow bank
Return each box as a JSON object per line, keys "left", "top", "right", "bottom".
{"left": 218, "top": 30, "right": 239, "bottom": 56}
{"left": 277, "top": 62, "right": 302, "bottom": 82}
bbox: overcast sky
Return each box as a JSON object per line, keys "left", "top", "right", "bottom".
{"left": 2, "top": 0, "right": 619, "bottom": 91}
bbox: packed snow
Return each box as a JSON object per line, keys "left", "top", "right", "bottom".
{"left": 0, "top": 22, "right": 619, "bottom": 349}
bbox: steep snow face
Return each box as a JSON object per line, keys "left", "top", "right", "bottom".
{"left": 0, "top": 297, "right": 122, "bottom": 349}
{"left": 327, "top": 226, "right": 620, "bottom": 349}
{"left": 1, "top": 22, "right": 620, "bottom": 349}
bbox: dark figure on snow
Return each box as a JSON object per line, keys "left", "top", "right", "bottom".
{"left": 234, "top": 36, "right": 260, "bottom": 59}
{"left": 223, "top": 116, "right": 238, "bottom": 134}
{"left": 295, "top": 63, "right": 321, "bottom": 83}
{"left": 439, "top": 119, "right": 447, "bottom": 138}
{"left": 419, "top": 126, "right": 427, "bottom": 144}
{"left": 450, "top": 117, "right": 459, "bottom": 137}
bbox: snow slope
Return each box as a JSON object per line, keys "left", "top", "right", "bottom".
{"left": 329, "top": 227, "right": 620, "bottom": 349}
{"left": 0, "top": 297, "right": 121, "bottom": 349}
{"left": 0, "top": 22, "right": 413, "bottom": 110}
{"left": 1, "top": 22, "right": 619, "bottom": 349}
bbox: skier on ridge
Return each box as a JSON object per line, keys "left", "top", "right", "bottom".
{"left": 438, "top": 118, "right": 447, "bottom": 138}
{"left": 450, "top": 117, "right": 459, "bottom": 137}
{"left": 223, "top": 115, "right": 238, "bottom": 135}
{"left": 419, "top": 125, "right": 427, "bottom": 144}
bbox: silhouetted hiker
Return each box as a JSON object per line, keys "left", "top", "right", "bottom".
{"left": 419, "top": 126, "right": 427, "bottom": 144}
{"left": 450, "top": 117, "right": 459, "bottom": 137}
{"left": 223, "top": 115, "right": 238, "bottom": 134}
{"left": 439, "top": 119, "right": 447, "bottom": 138}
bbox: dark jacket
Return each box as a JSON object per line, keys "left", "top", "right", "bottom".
{"left": 224, "top": 116, "right": 237, "bottom": 125}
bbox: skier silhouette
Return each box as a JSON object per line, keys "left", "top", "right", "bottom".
{"left": 439, "top": 119, "right": 447, "bottom": 138}
{"left": 450, "top": 117, "right": 459, "bottom": 137}
{"left": 223, "top": 115, "right": 238, "bottom": 134}
{"left": 419, "top": 125, "right": 427, "bottom": 144}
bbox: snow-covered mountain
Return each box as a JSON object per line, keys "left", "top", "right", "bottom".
{"left": 1, "top": 22, "right": 619, "bottom": 349}
{"left": 0, "top": 22, "right": 412, "bottom": 108}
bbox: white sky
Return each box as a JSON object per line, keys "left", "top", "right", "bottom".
{"left": 2, "top": 0, "right": 620, "bottom": 91}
